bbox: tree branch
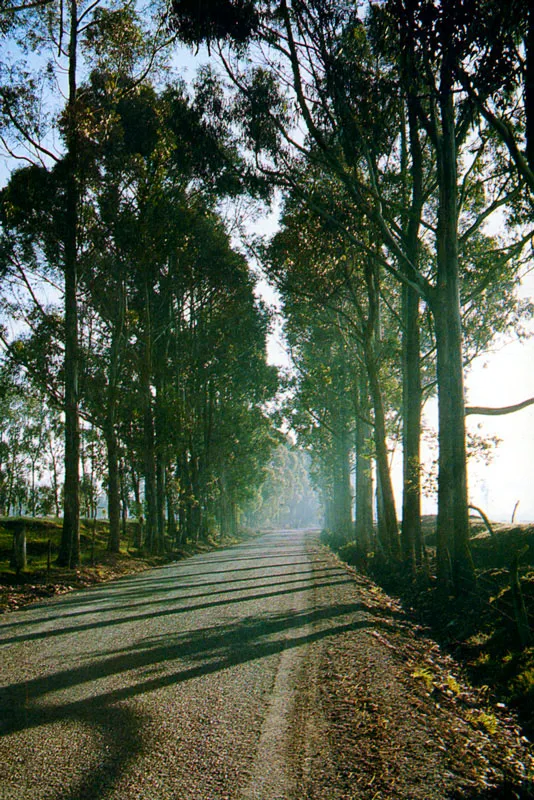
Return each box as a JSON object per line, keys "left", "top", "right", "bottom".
{"left": 465, "top": 397, "right": 534, "bottom": 416}
{"left": 1, "top": 0, "right": 53, "bottom": 12}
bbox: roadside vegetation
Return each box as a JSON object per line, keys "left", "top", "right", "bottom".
{"left": 325, "top": 518, "right": 534, "bottom": 740}
{"left": 0, "top": 514, "right": 257, "bottom": 612}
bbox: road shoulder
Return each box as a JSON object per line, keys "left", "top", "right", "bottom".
{"left": 301, "top": 540, "right": 534, "bottom": 799}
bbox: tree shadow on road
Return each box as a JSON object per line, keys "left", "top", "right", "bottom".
{"left": 0, "top": 573, "right": 354, "bottom": 647}
{"left": 0, "top": 593, "right": 379, "bottom": 799}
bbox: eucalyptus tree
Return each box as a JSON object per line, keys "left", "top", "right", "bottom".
{"left": 169, "top": 0, "right": 533, "bottom": 592}
{"left": 285, "top": 310, "right": 357, "bottom": 547}
{"left": 269, "top": 185, "right": 403, "bottom": 556}
{"left": 77, "top": 62, "right": 267, "bottom": 550}
{"left": 158, "top": 208, "right": 277, "bottom": 545}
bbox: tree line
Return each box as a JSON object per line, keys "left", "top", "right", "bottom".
{"left": 0, "top": 0, "right": 278, "bottom": 563}
{"left": 1, "top": 0, "right": 533, "bottom": 597}
{"left": 168, "top": 0, "right": 534, "bottom": 594}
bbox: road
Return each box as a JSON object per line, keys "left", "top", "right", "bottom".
{"left": 0, "top": 530, "right": 360, "bottom": 800}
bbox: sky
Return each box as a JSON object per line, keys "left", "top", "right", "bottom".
{"left": 462, "top": 276, "right": 534, "bottom": 523}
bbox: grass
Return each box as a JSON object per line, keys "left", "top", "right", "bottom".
{"left": 0, "top": 515, "right": 258, "bottom": 611}
{"left": 0, "top": 516, "right": 138, "bottom": 577}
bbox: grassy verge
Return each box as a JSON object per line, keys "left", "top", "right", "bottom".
{"left": 0, "top": 516, "right": 255, "bottom": 612}
{"left": 325, "top": 520, "right": 534, "bottom": 740}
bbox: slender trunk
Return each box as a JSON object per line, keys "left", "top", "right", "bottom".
{"left": 365, "top": 343, "right": 399, "bottom": 559}
{"left": 31, "top": 461, "right": 35, "bottom": 517}
{"left": 401, "top": 93, "right": 424, "bottom": 571}
{"left": 330, "top": 427, "right": 352, "bottom": 545}
{"left": 354, "top": 372, "right": 373, "bottom": 552}
{"left": 219, "top": 471, "right": 230, "bottom": 539}
{"left": 178, "top": 453, "right": 189, "bottom": 544}
{"left": 106, "top": 288, "right": 124, "bottom": 553}
{"left": 434, "top": 69, "right": 475, "bottom": 593}
{"left": 363, "top": 258, "right": 399, "bottom": 559}
{"left": 141, "top": 309, "right": 157, "bottom": 552}
{"left": 156, "top": 448, "right": 166, "bottom": 553}
{"left": 166, "top": 467, "right": 177, "bottom": 545}
{"left": 143, "top": 400, "right": 157, "bottom": 552}
{"left": 11, "top": 524, "right": 27, "bottom": 575}
{"left": 120, "top": 460, "right": 128, "bottom": 543}
{"left": 154, "top": 370, "right": 169, "bottom": 554}
{"left": 231, "top": 500, "right": 238, "bottom": 538}
{"left": 401, "top": 284, "right": 421, "bottom": 569}
{"left": 190, "top": 451, "right": 202, "bottom": 542}
{"left": 49, "top": 437, "right": 60, "bottom": 517}
{"left": 324, "top": 493, "right": 334, "bottom": 533}
{"left": 106, "top": 427, "right": 121, "bottom": 553}
{"left": 132, "top": 470, "right": 143, "bottom": 548}
{"left": 58, "top": 0, "right": 80, "bottom": 567}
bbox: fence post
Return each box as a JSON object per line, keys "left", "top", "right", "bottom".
{"left": 10, "top": 524, "right": 27, "bottom": 576}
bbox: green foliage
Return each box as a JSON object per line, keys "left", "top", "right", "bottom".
{"left": 169, "top": 0, "right": 259, "bottom": 45}
{"left": 0, "top": 371, "right": 63, "bottom": 519}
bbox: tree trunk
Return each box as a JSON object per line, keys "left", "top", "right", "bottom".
{"left": 120, "top": 460, "right": 128, "bottom": 543}
{"left": 106, "top": 426, "right": 121, "bottom": 553}
{"left": 106, "top": 288, "right": 124, "bottom": 553}
{"left": 365, "top": 343, "right": 399, "bottom": 560}
{"left": 49, "top": 434, "right": 61, "bottom": 517}
{"left": 10, "top": 524, "right": 27, "bottom": 575}
{"left": 58, "top": 0, "right": 80, "bottom": 568}
{"left": 362, "top": 257, "right": 399, "bottom": 560}
{"left": 143, "top": 400, "right": 157, "bottom": 552}
{"left": 401, "top": 90, "right": 424, "bottom": 572}
{"left": 433, "top": 69, "right": 475, "bottom": 593}
{"left": 401, "top": 281, "right": 421, "bottom": 570}
{"left": 156, "top": 448, "right": 166, "bottom": 553}
{"left": 330, "top": 428, "right": 353, "bottom": 546}
{"left": 166, "top": 468, "right": 177, "bottom": 545}
{"left": 190, "top": 451, "right": 202, "bottom": 542}
{"left": 141, "top": 316, "right": 157, "bottom": 552}
{"left": 354, "top": 371, "right": 373, "bottom": 552}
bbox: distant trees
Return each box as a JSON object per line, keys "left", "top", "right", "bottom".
{"left": 244, "top": 442, "right": 321, "bottom": 531}
{"left": 0, "top": 370, "right": 63, "bottom": 517}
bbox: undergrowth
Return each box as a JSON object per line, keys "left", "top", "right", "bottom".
{"left": 0, "top": 516, "right": 253, "bottom": 611}
{"left": 324, "top": 522, "right": 534, "bottom": 740}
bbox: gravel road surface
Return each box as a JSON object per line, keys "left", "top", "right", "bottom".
{"left": 0, "top": 530, "right": 351, "bottom": 799}
{"left": 0, "top": 529, "right": 532, "bottom": 800}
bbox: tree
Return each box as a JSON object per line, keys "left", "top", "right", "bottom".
{"left": 244, "top": 441, "right": 321, "bottom": 530}
{"left": 269, "top": 184, "right": 403, "bottom": 555}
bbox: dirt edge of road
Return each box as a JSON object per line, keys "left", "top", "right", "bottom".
{"left": 314, "top": 546, "right": 534, "bottom": 799}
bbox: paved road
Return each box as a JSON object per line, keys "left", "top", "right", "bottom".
{"left": 0, "top": 530, "right": 359, "bottom": 800}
